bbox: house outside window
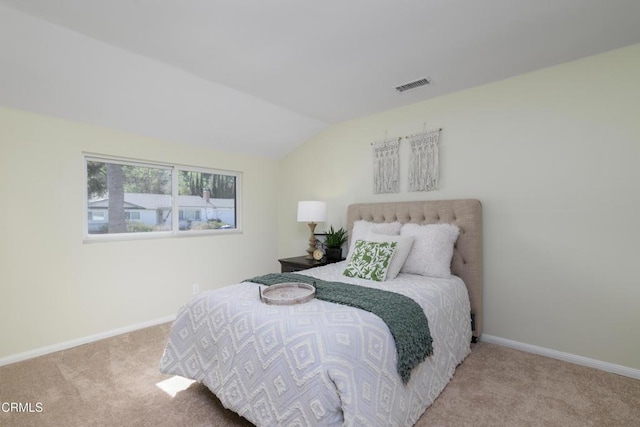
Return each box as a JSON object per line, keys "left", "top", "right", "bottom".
{"left": 84, "top": 155, "right": 241, "bottom": 241}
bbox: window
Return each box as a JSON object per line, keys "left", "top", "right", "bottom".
{"left": 179, "top": 210, "right": 201, "bottom": 221}
{"left": 84, "top": 155, "right": 241, "bottom": 241}
{"left": 88, "top": 211, "right": 106, "bottom": 221}
{"left": 125, "top": 211, "right": 141, "bottom": 220}
{"left": 177, "top": 169, "right": 237, "bottom": 232}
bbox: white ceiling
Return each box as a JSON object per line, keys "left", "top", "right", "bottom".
{"left": 2, "top": 1, "right": 640, "bottom": 158}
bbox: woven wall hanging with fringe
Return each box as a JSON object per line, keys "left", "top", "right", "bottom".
{"left": 372, "top": 137, "right": 400, "bottom": 194}
{"left": 408, "top": 129, "right": 440, "bottom": 192}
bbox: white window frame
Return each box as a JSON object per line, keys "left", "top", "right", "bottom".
{"left": 83, "top": 153, "right": 242, "bottom": 243}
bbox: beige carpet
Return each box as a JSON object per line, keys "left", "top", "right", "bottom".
{"left": 1, "top": 324, "right": 638, "bottom": 427}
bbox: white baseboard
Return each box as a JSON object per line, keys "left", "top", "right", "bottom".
{"left": 481, "top": 334, "right": 640, "bottom": 380}
{"left": 0, "top": 315, "right": 176, "bottom": 367}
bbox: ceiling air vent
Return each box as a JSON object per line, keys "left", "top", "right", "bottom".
{"left": 395, "top": 77, "right": 431, "bottom": 93}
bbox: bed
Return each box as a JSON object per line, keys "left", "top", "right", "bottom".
{"left": 160, "top": 199, "right": 482, "bottom": 426}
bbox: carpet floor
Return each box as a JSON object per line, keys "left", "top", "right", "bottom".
{"left": 1, "top": 323, "right": 638, "bottom": 426}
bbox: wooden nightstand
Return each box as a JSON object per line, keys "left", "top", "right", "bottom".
{"left": 278, "top": 256, "right": 343, "bottom": 273}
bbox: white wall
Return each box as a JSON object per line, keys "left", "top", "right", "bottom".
{"left": 0, "top": 107, "right": 279, "bottom": 359}
{"left": 278, "top": 44, "right": 640, "bottom": 371}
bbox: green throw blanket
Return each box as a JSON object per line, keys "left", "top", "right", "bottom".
{"left": 246, "top": 272, "right": 433, "bottom": 384}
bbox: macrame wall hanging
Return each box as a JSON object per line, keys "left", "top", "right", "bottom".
{"left": 408, "top": 128, "right": 441, "bottom": 192}
{"left": 372, "top": 137, "right": 400, "bottom": 194}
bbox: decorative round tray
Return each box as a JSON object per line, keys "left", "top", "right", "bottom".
{"left": 259, "top": 282, "right": 316, "bottom": 305}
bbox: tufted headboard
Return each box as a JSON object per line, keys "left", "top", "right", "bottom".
{"left": 346, "top": 199, "right": 483, "bottom": 340}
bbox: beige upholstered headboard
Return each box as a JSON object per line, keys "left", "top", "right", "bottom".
{"left": 347, "top": 199, "right": 483, "bottom": 340}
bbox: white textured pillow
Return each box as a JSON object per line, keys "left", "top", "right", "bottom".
{"left": 347, "top": 220, "right": 402, "bottom": 260}
{"left": 364, "top": 232, "right": 414, "bottom": 280}
{"left": 400, "top": 223, "right": 460, "bottom": 278}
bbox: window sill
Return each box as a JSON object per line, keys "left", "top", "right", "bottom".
{"left": 83, "top": 228, "right": 242, "bottom": 244}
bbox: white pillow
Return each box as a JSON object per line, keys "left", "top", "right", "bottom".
{"left": 364, "top": 232, "right": 414, "bottom": 280}
{"left": 400, "top": 223, "right": 460, "bottom": 278}
{"left": 347, "top": 220, "right": 402, "bottom": 260}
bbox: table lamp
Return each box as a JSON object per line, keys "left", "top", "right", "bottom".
{"left": 297, "top": 201, "right": 327, "bottom": 259}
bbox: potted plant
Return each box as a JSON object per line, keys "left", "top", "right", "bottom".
{"left": 324, "top": 226, "right": 348, "bottom": 261}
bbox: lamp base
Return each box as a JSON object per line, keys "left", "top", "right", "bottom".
{"left": 305, "top": 222, "right": 317, "bottom": 259}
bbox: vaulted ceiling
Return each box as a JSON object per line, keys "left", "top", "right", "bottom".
{"left": 2, "top": 1, "right": 640, "bottom": 158}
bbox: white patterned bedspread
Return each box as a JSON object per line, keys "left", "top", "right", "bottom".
{"left": 160, "top": 261, "right": 471, "bottom": 426}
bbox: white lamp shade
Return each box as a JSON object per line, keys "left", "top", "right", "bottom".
{"left": 297, "top": 201, "right": 327, "bottom": 222}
